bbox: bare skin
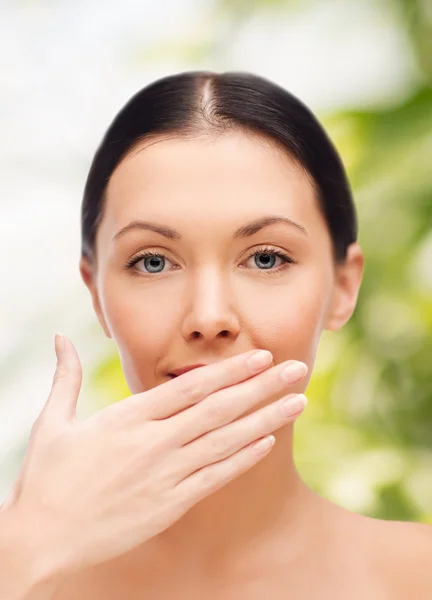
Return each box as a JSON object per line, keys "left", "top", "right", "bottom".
{"left": 70, "top": 129, "right": 432, "bottom": 598}
{"left": 54, "top": 497, "right": 432, "bottom": 599}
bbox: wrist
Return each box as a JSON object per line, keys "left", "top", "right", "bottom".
{"left": 0, "top": 503, "right": 67, "bottom": 596}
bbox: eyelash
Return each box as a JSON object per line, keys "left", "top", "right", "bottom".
{"left": 125, "top": 245, "right": 297, "bottom": 277}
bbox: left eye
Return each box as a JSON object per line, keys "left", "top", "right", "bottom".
{"left": 245, "top": 250, "right": 289, "bottom": 270}
{"left": 126, "top": 247, "right": 294, "bottom": 274}
{"left": 125, "top": 251, "right": 173, "bottom": 274}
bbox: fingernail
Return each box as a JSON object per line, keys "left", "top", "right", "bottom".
{"left": 54, "top": 333, "right": 65, "bottom": 358}
{"left": 247, "top": 350, "right": 273, "bottom": 371}
{"left": 280, "top": 394, "right": 308, "bottom": 417}
{"left": 251, "top": 435, "right": 276, "bottom": 455}
{"left": 280, "top": 361, "right": 308, "bottom": 382}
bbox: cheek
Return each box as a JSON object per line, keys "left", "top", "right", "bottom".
{"left": 99, "top": 278, "right": 178, "bottom": 388}
{"left": 101, "top": 276, "right": 176, "bottom": 340}
{"left": 248, "top": 302, "right": 320, "bottom": 360}
{"left": 241, "top": 271, "right": 329, "bottom": 360}
{"left": 235, "top": 278, "right": 325, "bottom": 415}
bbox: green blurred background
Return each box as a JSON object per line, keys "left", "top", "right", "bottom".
{"left": 89, "top": 0, "right": 432, "bottom": 523}
{"left": 1, "top": 0, "right": 431, "bottom": 522}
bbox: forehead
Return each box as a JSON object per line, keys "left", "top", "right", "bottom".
{"left": 102, "top": 130, "right": 321, "bottom": 233}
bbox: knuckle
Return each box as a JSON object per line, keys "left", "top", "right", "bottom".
{"left": 53, "top": 366, "right": 70, "bottom": 384}
{"left": 198, "top": 467, "right": 216, "bottom": 490}
{"left": 208, "top": 434, "right": 230, "bottom": 458}
{"left": 176, "top": 375, "right": 203, "bottom": 404}
{"left": 29, "top": 414, "right": 43, "bottom": 438}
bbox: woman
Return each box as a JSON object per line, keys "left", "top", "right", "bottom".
{"left": 1, "top": 71, "right": 431, "bottom": 600}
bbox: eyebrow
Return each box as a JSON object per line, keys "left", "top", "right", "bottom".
{"left": 113, "top": 215, "right": 309, "bottom": 242}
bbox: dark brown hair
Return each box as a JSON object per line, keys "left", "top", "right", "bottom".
{"left": 81, "top": 70, "right": 357, "bottom": 266}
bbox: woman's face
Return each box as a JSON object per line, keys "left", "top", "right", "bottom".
{"left": 81, "top": 130, "right": 363, "bottom": 395}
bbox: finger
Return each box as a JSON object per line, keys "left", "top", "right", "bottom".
{"left": 178, "top": 392, "right": 307, "bottom": 479}
{"left": 2, "top": 336, "right": 83, "bottom": 510}
{"left": 114, "top": 349, "right": 274, "bottom": 422}
{"left": 1, "top": 425, "right": 38, "bottom": 511}
{"left": 174, "top": 433, "right": 277, "bottom": 510}
{"left": 172, "top": 358, "right": 308, "bottom": 445}
{"left": 43, "top": 334, "right": 83, "bottom": 424}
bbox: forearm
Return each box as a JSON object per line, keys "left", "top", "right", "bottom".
{"left": 0, "top": 505, "right": 66, "bottom": 600}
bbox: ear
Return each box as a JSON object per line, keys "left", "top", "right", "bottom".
{"left": 79, "top": 256, "right": 112, "bottom": 339}
{"left": 323, "top": 242, "right": 365, "bottom": 331}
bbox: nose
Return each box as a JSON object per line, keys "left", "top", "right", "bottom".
{"left": 180, "top": 271, "right": 241, "bottom": 343}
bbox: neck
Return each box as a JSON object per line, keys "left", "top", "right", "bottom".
{"left": 149, "top": 424, "right": 323, "bottom": 576}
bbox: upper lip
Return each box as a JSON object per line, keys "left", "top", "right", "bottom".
{"left": 169, "top": 364, "right": 208, "bottom": 377}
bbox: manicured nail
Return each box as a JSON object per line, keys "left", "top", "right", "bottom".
{"left": 280, "top": 394, "right": 308, "bottom": 417}
{"left": 247, "top": 350, "right": 273, "bottom": 371}
{"left": 280, "top": 361, "right": 307, "bottom": 382}
{"left": 54, "top": 333, "right": 65, "bottom": 357}
{"left": 251, "top": 435, "right": 276, "bottom": 455}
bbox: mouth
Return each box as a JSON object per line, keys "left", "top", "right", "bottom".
{"left": 168, "top": 364, "right": 208, "bottom": 377}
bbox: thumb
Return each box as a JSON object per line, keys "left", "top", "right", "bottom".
{"left": 44, "top": 333, "right": 83, "bottom": 424}
{"left": 1, "top": 335, "right": 82, "bottom": 512}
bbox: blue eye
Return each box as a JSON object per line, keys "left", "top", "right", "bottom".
{"left": 125, "top": 245, "right": 296, "bottom": 276}
{"left": 245, "top": 245, "right": 295, "bottom": 273}
{"left": 126, "top": 250, "right": 172, "bottom": 274}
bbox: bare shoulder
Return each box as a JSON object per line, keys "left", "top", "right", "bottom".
{"left": 323, "top": 499, "right": 432, "bottom": 599}
{"left": 357, "top": 515, "right": 432, "bottom": 599}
